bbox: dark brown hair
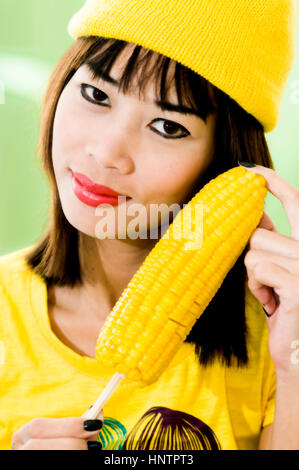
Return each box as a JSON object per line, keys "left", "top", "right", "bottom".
{"left": 25, "top": 36, "right": 274, "bottom": 367}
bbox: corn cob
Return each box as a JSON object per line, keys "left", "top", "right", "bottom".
{"left": 93, "top": 166, "right": 267, "bottom": 390}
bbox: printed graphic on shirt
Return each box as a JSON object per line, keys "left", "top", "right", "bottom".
{"left": 97, "top": 417, "right": 127, "bottom": 450}
{"left": 98, "top": 406, "right": 221, "bottom": 450}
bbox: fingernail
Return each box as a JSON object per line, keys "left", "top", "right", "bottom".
{"left": 262, "top": 306, "right": 271, "bottom": 318}
{"left": 83, "top": 419, "right": 103, "bottom": 431}
{"left": 87, "top": 441, "right": 102, "bottom": 450}
{"left": 238, "top": 161, "right": 256, "bottom": 168}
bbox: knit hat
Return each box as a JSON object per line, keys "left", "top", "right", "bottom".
{"left": 67, "top": 0, "right": 297, "bottom": 133}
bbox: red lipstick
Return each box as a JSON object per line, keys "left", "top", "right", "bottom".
{"left": 71, "top": 172, "right": 131, "bottom": 207}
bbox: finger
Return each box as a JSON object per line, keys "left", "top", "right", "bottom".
{"left": 249, "top": 283, "right": 276, "bottom": 310}
{"left": 257, "top": 211, "right": 279, "bottom": 233}
{"left": 245, "top": 262, "right": 278, "bottom": 313}
{"left": 244, "top": 248, "right": 299, "bottom": 275}
{"left": 247, "top": 261, "right": 293, "bottom": 315}
{"left": 240, "top": 165, "right": 299, "bottom": 240}
{"left": 19, "top": 417, "right": 103, "bottom": 442}
{"left": 249, "top": 228, "right": 299, "bottom": 259}
{"left": 21, "top": 437, "right": 91, "bottom": 450}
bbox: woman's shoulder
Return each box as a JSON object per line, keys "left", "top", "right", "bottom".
{"left": 0, "top": 245, "right": 36, "bottom": 298}
{"left": 225, "top": 281, "right": 275, "bottom": 389}
{"left": 244, "top": 282, "right": 270, "bottom": 355}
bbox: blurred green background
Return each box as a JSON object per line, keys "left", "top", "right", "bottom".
{"left": 0, "top": 0, "right": 298, "bottom": 256}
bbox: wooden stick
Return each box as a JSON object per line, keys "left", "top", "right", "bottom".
{"left": 81, "top": 372, "right": 126, "bottom": 419}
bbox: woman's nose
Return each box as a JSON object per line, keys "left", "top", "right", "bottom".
{"left": 86, "top": 124, "right": 138, "bottom": 174}
{"left": 86, "top": 134, "right": 135, "bottom": 175}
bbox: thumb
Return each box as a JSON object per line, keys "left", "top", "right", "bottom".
{"left": 258, "top": 211, "right": 278, "bottom": 233}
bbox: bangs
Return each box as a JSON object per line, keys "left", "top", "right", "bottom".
{"left": 81, "top": 36, "right": 217, "bottom": 123}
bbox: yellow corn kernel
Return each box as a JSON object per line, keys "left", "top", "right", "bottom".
{"left": 96, "top": 166, "right": 267, "bottom": 386}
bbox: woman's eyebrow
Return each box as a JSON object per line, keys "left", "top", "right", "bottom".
{"left": 84, "top": 61, "right": 204, "bottom": 119}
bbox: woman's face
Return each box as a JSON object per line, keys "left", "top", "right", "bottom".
{"left": 52, "top": 45, "right": 217, "bottom": 241}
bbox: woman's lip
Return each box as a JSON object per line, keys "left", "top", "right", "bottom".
{"left": 71, "top": 174, "right": 131, "bottom": 207}
{"left": 72, "top": 171, "right": 128, "bottom": 197}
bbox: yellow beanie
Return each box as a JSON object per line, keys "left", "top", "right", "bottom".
{"left": 67, "top": 0, "right": 297, "bottom": 133}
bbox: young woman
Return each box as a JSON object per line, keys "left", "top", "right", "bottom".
{"left": 0, "top": 0, "right": 298, "bottom": 450}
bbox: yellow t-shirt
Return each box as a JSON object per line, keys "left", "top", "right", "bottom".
{"left": 0, "top": 246, "right": 276, "bottom": 450}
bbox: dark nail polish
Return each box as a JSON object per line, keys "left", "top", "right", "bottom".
{"left": 262, "top": 306, "right": 271, "bottom": 318}
{"left": 83, "top": 419, "right": 103, "bottom": 431}
{"left": 87, "top": 440, "right": 102, "bottom": 450}
{"left": 238, "top": 161, "right": 256, "bottom": 168}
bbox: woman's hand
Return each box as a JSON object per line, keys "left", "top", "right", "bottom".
{"left": 242, "top": 164, "right": 299, "bottom": 376}
{"left": 11, "top": 417, "right": 103, "bottom": 450}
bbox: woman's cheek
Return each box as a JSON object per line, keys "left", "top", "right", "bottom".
{"left": 155, "top": 162, "right": 196, "bottom": 204}
{"left": 53, "top": 90, "right": 86, "bottom": 158}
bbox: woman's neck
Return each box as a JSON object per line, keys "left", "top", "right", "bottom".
{"left": 49, "top": 232, "right": 158, "bottom": 320}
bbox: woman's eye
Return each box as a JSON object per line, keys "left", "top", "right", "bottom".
{"left": 80, "top": 83, "right": 190, "bottom": 139}
{"left": 80, "top": 83, "right": 110, "bottom": 105}
{"left": 150, "top": 119, "right": 190, "bottom": 139}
